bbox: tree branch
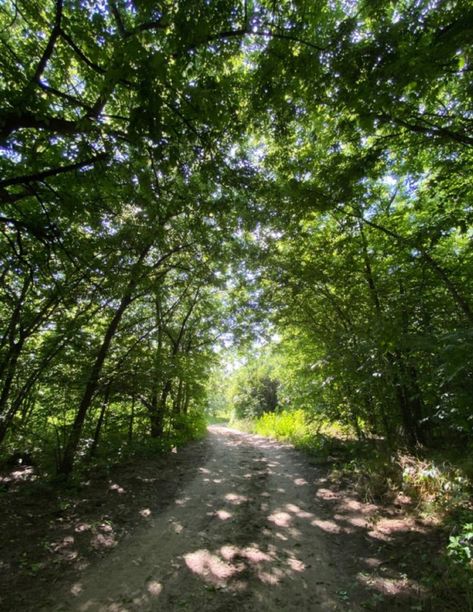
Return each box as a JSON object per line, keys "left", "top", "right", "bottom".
{"left": 351, "top": 211, "right": 473, "bottom": 324}
{"left": 32, "top": 0, "right": 63, "bottom": 84}
{"left": 125, "top": 18, "right": 167, "bottom": 37}
{"left": 0, "top": 109, "right": 90, "bottom": 142}
{"left": 379, "top": 113, "right": 473, "bottom": 147}
{"left": 59, "top": 30, "right": 106, "bottom": 74}
{"left": 38, "top": 81, "right": 93, "bottom": 111}
{"left": 109, "top": 1, "right": 126, "bottom": 37}
{"left": 0, "top": 153, "right": 109, "bottom": 188}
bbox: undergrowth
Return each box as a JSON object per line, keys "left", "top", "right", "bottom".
{"left": 0, "top": 410, "right": 207, "bottom": 483}
{"left": 233, "top": 409, "right": 473, "bottom": 610}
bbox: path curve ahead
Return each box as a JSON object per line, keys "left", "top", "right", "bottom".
{"left": 53, "top": 426, "right": 358, "bottom": 611}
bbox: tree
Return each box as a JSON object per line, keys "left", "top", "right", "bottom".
{"left": 1, "top": 0, "right": 473, "bottom": 473}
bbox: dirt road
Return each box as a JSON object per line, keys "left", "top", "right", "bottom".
{"left": 42, "top": 426, "right": 440, "bottom": 612}
{"left": 49, "top": 426, "right": 351, "bottom": 611}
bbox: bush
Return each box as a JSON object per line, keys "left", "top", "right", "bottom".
{"left": 448, "top": 523, "right": 473, "bottom": 567}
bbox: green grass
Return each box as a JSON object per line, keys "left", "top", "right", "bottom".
{"left": 231, "top": 409, "right": 353, "bottom": 456}
{"left": 232, "top": 408, "right": 473, "bottom": 609}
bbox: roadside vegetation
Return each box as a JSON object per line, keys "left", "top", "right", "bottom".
{"left": 222, "top": 349, "right": 473, "bottom": 610}
{"left": 1, "top": 0, "right": 473, "bottom": 608}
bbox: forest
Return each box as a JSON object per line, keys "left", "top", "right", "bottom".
{"left": 1, "top": 0, "right": 473, "bottom": 609}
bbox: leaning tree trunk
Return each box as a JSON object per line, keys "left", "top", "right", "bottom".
{"left": 57, "top": 294, "right": 132, "bottom": 476}
{"left": 58, "top": 245, "right": 151, "bottom": 477}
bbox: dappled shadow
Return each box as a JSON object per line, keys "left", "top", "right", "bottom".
{"left": 0, "top": 428, "right": 448, "bottom": 610}
{"left": 48, "top": 426, "right": 448, "bottom": 611}
{"left": 0, "top": 438, "right": 211, "bottom": 611}
{"left": 308, "top": 475, "right": 441, "bottom": 608}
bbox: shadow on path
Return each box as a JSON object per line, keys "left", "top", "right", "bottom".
{"left": 44, "top": 426, "right": 445, "bottom": 611}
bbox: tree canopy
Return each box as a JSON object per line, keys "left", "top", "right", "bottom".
{"left": 1, "top": 0, "right": 472, "bottom": 475}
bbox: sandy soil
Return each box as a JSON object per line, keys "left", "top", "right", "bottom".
{"left": 1, "top": 426, "right": 447, "bottom": 611}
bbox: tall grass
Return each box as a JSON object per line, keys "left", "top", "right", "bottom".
{"left": 253, "top": 409, "right": 316, "bottom": 444}
{"left": 231, "top": 408, "right": 351, "bottom": 453}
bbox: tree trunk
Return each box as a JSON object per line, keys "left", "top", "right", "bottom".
{"left": 128, "top": 394, "right": 135, "bottom": 444}
{"left": 89, "top": 383, "right": 112, "bottom": 458}
{"left": 58, "top": 245, "right": 150, "bottom": 477}
{"left": 0, "top": 339, "right": 25, "bottom": 444}
{"left": 57, "top": 295, "right": 132, "bottom": 476}
{"left": 183, "top": 383, "right": 190, "bottom": 415}
{"left": 173, "top": 378, "right": 183, "bottom": 415}
{"left": 149, "top": 380, "right": 171, "bottom": 438}
{"left": 394, "top": 351, "right": 426, "bottom": 446}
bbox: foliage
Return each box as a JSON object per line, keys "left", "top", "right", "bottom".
{"left": 225, "top": 352, "right": 280, "bottom": 420}
{"left": 448, "top": 523, "right": 473, "bottom": 568}
{"left": 249, "top": 409, "right": 317, "bottom": 448}
{"left": 0, "top": 0, "right": 256, "bottom": 474}
{"left": 1, "top": 5, "right": 472, "bottom": 607}
{"left": 0, "top": 0, "right": 472, "bottom": 495}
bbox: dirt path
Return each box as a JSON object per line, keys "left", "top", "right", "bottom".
{"left": 47, "top": 426, "right": 350, "bottom": 611}
{"left": 14, "top": 425, "right": 443, "bottom": 611}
